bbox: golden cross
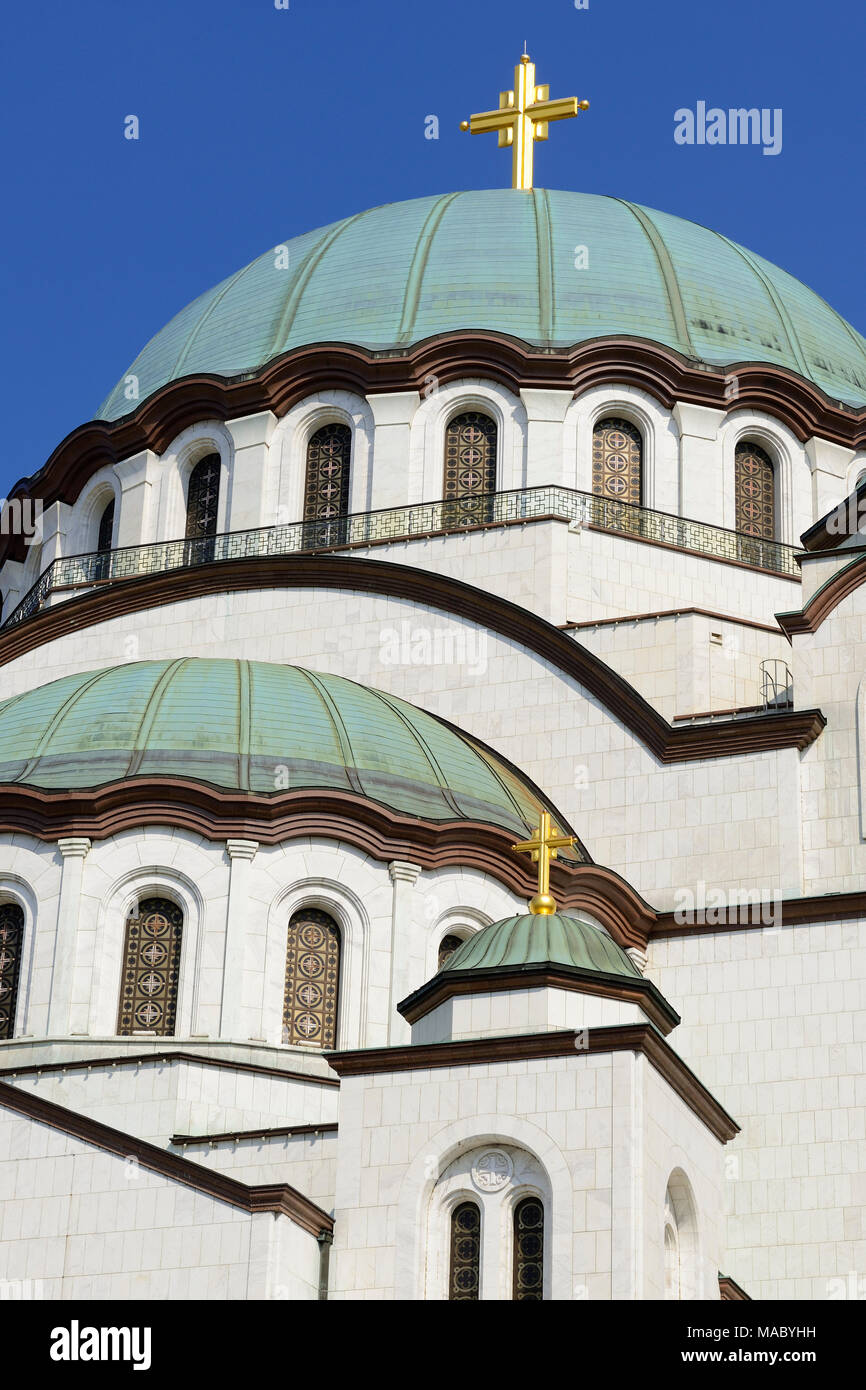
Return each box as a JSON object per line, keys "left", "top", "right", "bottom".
{"left": 460, "top": 51, "right": 589, "bottom": 191}
{"left": 512, "top": 811, "right": 576, "bottom": 915}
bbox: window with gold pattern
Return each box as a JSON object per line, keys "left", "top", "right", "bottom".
{"left": 735, "top": 441, "right": 775, "bottom": 540}
{"left": 592, "top": 418, "right": 643, "bottom": 506}
{"left": 304, "top": 423, "right": 351, "bottom": 544}
{"left": 443, "top": 412, "right": 497, "bottom": 526}
{"left": 117, "top": 897, "right": 183, "bottom": 1036}
{"left": 0, "top": 902, "right": 24, "bottom": 1040}
{"left": 513, "top": 1197, "right": 545, "bottom": 1300}
{"left": 282, "top": 908, "right": 341, "bottom": 1049}
{"left": 185, "top": 454, "right": 221, "bottom": 541}
{"left": 448, "top": 1202, "right": 481, "bottom": 1300}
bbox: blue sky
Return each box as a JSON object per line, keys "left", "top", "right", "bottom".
{"left": 1, "top": 0, "right": 863, "bottom": 496}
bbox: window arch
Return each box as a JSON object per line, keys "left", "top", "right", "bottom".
{"left": 735, "top": 440, "right": 775, "bottom": 540}
{"left": 664, "top": 1171, "right": 700, "bottom": 1300}
{"left": 117, "top": 897, "right": 183, "bottom": 1036}
{"left": 0, "top": 901, "right": 24, "bottom": 1040}
{"left": 185, "top": 454, "right": 221, "bottom": 544}
{"left": 512, "top": 1196, "right": 545, "bottom": 1300}
{"left": 93, "top": 497, "right": 115, "bottom": 582}
{"left": 448, "top": 1201, "right": 481, "bottom": 1301}
{"left": 443, "top": 411, "right": 497, "bottom": 526}
{"left": 437, "top": 933, "right": 465, "bottom": 970}
{"left": 592, "top": 417, "right": 643, "bottom": 506}
{"left": 304, "top": 423, "right": 352, "bottom": 544}
{"left": 282, "top": 907, "right": 341, "bottom": 1049}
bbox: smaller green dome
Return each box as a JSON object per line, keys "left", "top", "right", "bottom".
{"left": 440, "top": 912, "right": 641, "bottom": 979}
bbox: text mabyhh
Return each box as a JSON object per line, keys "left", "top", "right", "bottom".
{"left": 674, "top": 103, "right": 783, "bottom": 156}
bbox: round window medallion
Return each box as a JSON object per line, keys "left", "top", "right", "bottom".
{"left": 471, "top": 1149, "right": 513, "bottom": 1193}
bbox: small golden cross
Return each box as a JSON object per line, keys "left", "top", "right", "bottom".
{"left": 512, "top": 810, "right": 576, "bottom": 915}
{"left": 460, "top": 51, "right": 589, "bottom": 191}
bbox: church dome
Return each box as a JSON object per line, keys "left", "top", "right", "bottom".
{"left": 439, "top": 911, "right": 641, "bottom": 979}
{"left": 98, "top": 188, "right": 866, "bottom": 420}
{"left": 0, "top": 658, "right": 577, "bottom": 844}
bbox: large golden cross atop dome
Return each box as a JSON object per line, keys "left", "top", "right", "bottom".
{"left": 460, "top": 48, "right": 589, "bottom": 191}
{"left": 512, "top": 811, "right": 577, "bottom": 915}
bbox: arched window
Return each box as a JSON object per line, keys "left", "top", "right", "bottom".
{"left": 664, "top": 1171, "right": 699, "bottom": 1300}
{"left": 437, "top": 934, "right": 464, "bottom": 970}
{"left": 117, "top": 897, "right": 183, "bottom": 1036}
{"left": 304, "top": 423, "right": 352, "bottom": 545}
{"left": 185, "top": 454, "right": 221, "bottom": 547}
{"left": 93, "top": 498, "right": 115, "bottom": 582}
{"left": 0, "top": 902, "right": 24, "bottom": 1040}
{"left": 443, "top": 411, "right": 497, "bottom": 526}
{"left": 735, "top": 440, "right": 775, "bottom": 540}
{"left": 512, "top": 1196, "right": 545, "bottom": 1300}
{"left": 592, "top": 417, "right": 643, "bottom": 506}
{"left": 283, "top": 908, "right": 341, "bottom": 1049}
{"left": 448, "top": 1202, "right": 481, "bottom": 1301}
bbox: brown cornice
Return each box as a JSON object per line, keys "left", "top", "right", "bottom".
{"left": 0, "top": 784, "right": 651, "bottom": 951}
{"left": 0, "top": 553, "right": 826, "bottom": 763}
{"left": 652, "top": 889, "right": 866, "bottom": 936}
{"left": 719, "top": 1274, "right": 751, "bottom": 1301}
{"left": 563, "top": 607, "right": 783, "bottom": 636}
{"left": 777, "top": 551, "right": 866, "bottom": 637}
{"left": 0, "top": 1048, "right": 340, "bottom": 1087}
{"left": 0, "top": 1079, "right": 333, "bottom": 1236}
{"left": 171, "top": 1121, "right": 339, "bottom": 1147}
{"left": 326, "top": 1024, "right": 740, "bottom": 1143}
{"left": 396, "top": 962, "right": 681, "bottom": 1035}
{"left": 4, "top": 330, "right": 866, "bottom": 566}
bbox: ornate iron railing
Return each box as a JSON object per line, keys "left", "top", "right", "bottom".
{"left": 1, "top": 486, "right": 800, "bottom": 629}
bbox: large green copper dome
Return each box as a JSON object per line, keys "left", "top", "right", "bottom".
{"left": 0, "top": 659, "right": 579, "bottom": 846}
{"left": 98, "top": 189, "right": 866, "bottom": 419}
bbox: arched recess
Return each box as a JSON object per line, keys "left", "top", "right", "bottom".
{"left": 264, "top": 875, "right": 370, "bottom": 1051}
{"left": 442, "top": 410, "right": 498, "bottom": 526}
{"left": 90, "top": 868, "right": 205, "bottom": 1039}
{"left": 719, "top": 414, "right": 800, "bottom": 544}
{"left": 303, "top": 423, "right": 352, "bottom": 544}
{"left": 268, "top": 392, "right": 374, "bottom": 526}
{"left": 567, "top": 386, "right": 670, "bottom": 512}
{"left": 282, "top": 906, "right": 342, "bottom": 1048}
{"left": 159, "top": 422, "right": 233, "bottom": 544}
{"left": 0, "top": 876, "right": 38, "bottom": 1039}
{"left": 408, "top": 379, "right": 526, "bottom": 503}
{"left": 664, "top": 1168, "right": 700, "bottom": 1300}
{"left": 592, "top": 416, "right": 644, "bottom": 507}
{"left": 395, "top": 1113, "right": 571, "bottom": 1301}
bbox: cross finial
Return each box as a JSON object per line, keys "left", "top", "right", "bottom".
{"left": 460, "top": 51, "right": 589, "bottom": 191}
{"left": 512, "top": 811, "right": 576, "bottom": 915}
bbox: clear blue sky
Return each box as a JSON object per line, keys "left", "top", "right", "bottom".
{"left": 1, "top": 0, "right": 863, "bottom": 496}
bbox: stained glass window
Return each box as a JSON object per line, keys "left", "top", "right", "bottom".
{"left": 735, "top": 441, "right": 775, "bottom": 540}
{"left": 0, "top": 902, "right": 24, "bottom": 1040}
{"left": 444, "top": 412, "right": 497, "bottom": 526}
{"left": 185, "top": 454, "right": 221, "bottom": 541}
{"left": 449, "top": 1202, "right": 481, "bottom": 1300}
{"left": 437, "top": 934, "right": 464, "bottom": 969}
{"left": 283, "top": 908, "right": 341, "bottom": 1049}
{"left": 117, "top": 897, "right": 183, "bottom": 1036}
{"left": 513, "top": 1197, "right": 544, "bottom": 1300}
{"left": 304, "top": 424, "right": 351, "bottom": 545}
{"left": 592, "top": 418, "right": 642, "bottom": 506}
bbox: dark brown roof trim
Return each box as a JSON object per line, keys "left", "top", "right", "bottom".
{"left": 652, "top": 889, "right": 866, "bottom": 936}
{"left": 0, "top": 1048, "right": 340, "bottom": 1087}
{"left": 4, "top": 331, "right": 865, "bottom": 565}
{"left": 800, "top": 478, "right": 866, "bottom": 552}
{"left": 326, "top": 1024, "right": 740, "bottom": 1143}
{"left": 0, "top": 786, "right": 651, "bottom": 950}
{"left": 562, "top": 607, "right": 783, "bottom": 636}
{"left": 777, "top": 550, "right": 866, "bottom": 637}
{"left": 397, "top": 962, "right": 681, "bottom": 1035}
{"left": 719, "top": 1274, "right": 751, "bottom": 1301}
{"left": 0, "top": 554, "right": 826, "bottom": 763}
{"left": 0, "top": 1078, "right": 333, "bottom": 1236}
{"left": 171, "top": 1121, "right": 339, "bottom": 1147}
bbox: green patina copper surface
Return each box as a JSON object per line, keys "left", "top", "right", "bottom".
{"left": 98, "top": 189, "right": 866, "bottom": 419}
{"left": 439, "top": 912, "right": 641, "bottom": 978}
{"left": 0, "top": 659, "right": 577, "bottom": 848}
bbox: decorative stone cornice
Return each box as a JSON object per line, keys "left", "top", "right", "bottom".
{"left": 56, "top": 836, "right": 91, "bottom": 858}
{"left": 226, "top": 838, "right": 259, "bottom": 861}
{"left": 389, "top": 860, "right": 422, "bottom": 884}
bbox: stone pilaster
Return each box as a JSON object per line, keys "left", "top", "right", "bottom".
{"left": 220, "top": 839, "right": 259, "bottom": 1039}
{"left": 388, "top": 860, "right": 422, "bottom": 1044}
{"left": 47, "top": 837, "right": 91, "bottom": 1036}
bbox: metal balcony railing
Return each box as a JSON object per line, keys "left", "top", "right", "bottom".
{"left": 1, "top": 486, "right": 800, "bottom": 630}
